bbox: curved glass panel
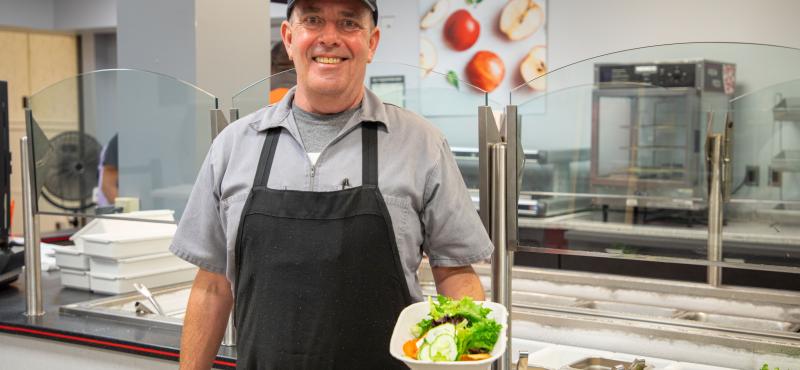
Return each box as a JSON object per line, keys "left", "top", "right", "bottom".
{"left": 231, "top": 68, "right": 297, "bottom": 118}
{"left": 367, "top": 62, "right": 499, "bottom": 196}
{"left": 232, "top": 62, "right": 497, "bottom": 202}
{"left": 721, "top": 79, "right": 800, "bottom": 285}
{"left": 28, "top": 69, "right": 217, "bottom": 222}
{"left": 509, "top": 43, "right": 800, "bottom": 286}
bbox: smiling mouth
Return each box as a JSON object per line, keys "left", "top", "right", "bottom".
{"left": 314, "top": 56, "right": 346, "bottom": 64}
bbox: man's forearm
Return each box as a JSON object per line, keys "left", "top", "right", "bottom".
{"left": 180, "top": 269, "right": 233, "bottom": 370}
{"left": 431, "top": 265, "right": 485, "bottom": 300}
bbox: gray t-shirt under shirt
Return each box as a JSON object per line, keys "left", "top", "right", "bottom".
{"left": 292, "top": 104, "right": 359, "bottom": 165}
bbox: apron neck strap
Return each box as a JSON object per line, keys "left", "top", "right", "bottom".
{"left": 254, "top": 128, "right": 281, "bottom": 187}
{"left": 254, "top": 123, "right": 379, "bottom": 188}
{"left": 362, "top": 122, "right": 378, "bottom": 187}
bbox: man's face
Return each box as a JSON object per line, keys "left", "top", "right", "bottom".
{"left": 281, "top": 0, "right": 380, "bottom": 98}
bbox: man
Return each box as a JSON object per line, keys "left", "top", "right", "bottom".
{"left": 170, "top": 0, "right": 493, "bottom": 368}
{"left": 97, "top": 134, "right": 118, "bottom": 207}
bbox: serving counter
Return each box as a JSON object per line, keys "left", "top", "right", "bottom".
{"left": 0, "top": 271, "right": 235, "bottom": 370}
{"left": 2, "top": 263, "right": 798, "bottom": 369}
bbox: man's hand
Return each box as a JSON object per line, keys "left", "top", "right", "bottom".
{"left": 431, "top": 265, "right": 485, "bottom": 300}
{"left": 179, "top": 269, "right": 233, "bottom": 370}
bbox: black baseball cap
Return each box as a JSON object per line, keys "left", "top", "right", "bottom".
{"left": 286, "top": 0, "right": 379, "bottom": 26}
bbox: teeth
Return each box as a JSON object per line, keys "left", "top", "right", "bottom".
{"left": 315, "top": 57, "right": 343, "bottom": 64}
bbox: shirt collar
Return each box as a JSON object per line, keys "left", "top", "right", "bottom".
{"left": 249, "top": 86, "right": 391, "bottom": 133}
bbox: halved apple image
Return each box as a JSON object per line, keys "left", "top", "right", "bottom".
{"left": 421, "top": 0, "right": 449, "bottom": 29}
{"left": 500, "top": 0, "right": 544, "bottom": 41}
{"left": 520, "top": 45, "right": 547, "bottom": 91}
{"left": 420, "top": 36, "right": 438, "bottom": 77}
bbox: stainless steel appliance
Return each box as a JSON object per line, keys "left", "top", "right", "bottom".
{"left": 455, "top": 147, "right": 590, "bottom": 217}
{"left": 590, "top": 61, "right": 735, "bottom": 211}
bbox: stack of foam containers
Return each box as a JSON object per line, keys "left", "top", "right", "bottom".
{"left": 57, "top": 210, "right": 197, "bottom": 294}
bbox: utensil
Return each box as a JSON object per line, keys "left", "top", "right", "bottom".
{"left": 134, "top": 301, "right": 155, "bottom": 316}
{"left": 133, "top": 282, "right": 165, "bottom": 316}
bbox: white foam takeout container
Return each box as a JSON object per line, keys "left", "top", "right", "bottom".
{"left": 70, "top": 210, "right": 176, "bottom": 251}
{"left": 389, "top": 301, "right": 508, "bottom": 370}
{"left": 89, "top": 252, "right": 192, "bottom": 276}
{"left": 52, "top": 245, "right": 90, "bottom": 270}
{"left": 60, "top": 268, "right": 90, "bottom": 290}
{"left": 81, "top": 231, "right": 174, "bottom": 259}
{"left": 89, "top": 265, "right": 198, "bottom": 294}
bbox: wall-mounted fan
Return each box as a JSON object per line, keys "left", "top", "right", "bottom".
{"left": 29, "top": 120, "right": 101, "bottom": 220}
{"left": 40, "top": 131, "right": 101, "bottom": 212}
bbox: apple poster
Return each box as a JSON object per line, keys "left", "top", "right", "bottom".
{"left": 419, "top": 0, "right": 547, "bottom": 105}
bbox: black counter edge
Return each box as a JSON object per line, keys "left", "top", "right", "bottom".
{"left": 0, "top": 322, "right": 236, "bottom": 370}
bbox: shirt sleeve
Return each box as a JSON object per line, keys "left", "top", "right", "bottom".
{"left": 421, "top": 138, "right": 494, "bottom": 267}
{"left": 101, "top": 134, "right": 118, "bottom": 167}
{"left": 169, "top": 144, "right": 227, "bottom": 274}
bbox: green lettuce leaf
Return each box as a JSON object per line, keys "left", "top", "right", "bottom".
{"left": 456, "top": 319, "right": 502, "bottom": 354}
{"left": 429, "top": 295, "right": 492, "bottom": 323}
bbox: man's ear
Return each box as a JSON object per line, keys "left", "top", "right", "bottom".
{"left": 281, "top": 20, "right": 294, "bottom": 61}
{"left": 367, "top": 26, "right": 381, "bottom": 63}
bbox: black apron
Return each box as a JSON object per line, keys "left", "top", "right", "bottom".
{"left": 234, "top": 123, "right": 413, "bottom": 370}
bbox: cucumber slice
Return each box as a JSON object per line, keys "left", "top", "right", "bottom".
{"left": 417, "top": 343, "right": 432, "bottom": 361}
{"left": 429, "top": 334, "right": 458, "bottom": 362}
{"left": 423, "top": 323, "right": 456, "bottom": 344}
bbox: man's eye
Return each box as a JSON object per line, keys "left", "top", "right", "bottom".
{"left": 340, "top": 19, "right": 362, "bottom": 31}
{"left": 304, "top": 16, "right": 324, "bottom": 26}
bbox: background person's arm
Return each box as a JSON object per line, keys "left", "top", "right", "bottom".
{"left": 179, "top": 269, "right": 233, "bottom": 370}
{"left": 432, "top": 265, "right": 485, "bottom": 300}
{"left": 100, "top": 165, "right": 118, "bottom": 204}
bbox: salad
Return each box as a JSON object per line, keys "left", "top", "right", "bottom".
{"left": 402, "top": 295, "right": 503, "bottom": 362}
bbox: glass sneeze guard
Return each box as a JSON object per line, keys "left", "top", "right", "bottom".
{"left": 27, "top": 69, "right": 218, "bottom": 223}
{"left": 507, "top": 42, "right": 800, "bottom": 283}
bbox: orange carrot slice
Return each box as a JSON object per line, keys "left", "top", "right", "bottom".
{"left": 403, "top": 338, "right": 419, "bottom": 359}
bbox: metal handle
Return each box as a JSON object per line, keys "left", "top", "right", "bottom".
{"left": 491, "top": 143, "right": 512, "bottom": 370}
{"left": 706, "top": 134, "right": 723, "bottom": 287}
{"left": 133, "top": 283, "right": 166, "bottom": 316}
{"left": 21, "top": 135, "right": 44, "bottom": 316}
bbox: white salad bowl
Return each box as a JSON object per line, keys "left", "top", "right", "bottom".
{"left": 389, "top": 300, "right": 509, "bottom": 370}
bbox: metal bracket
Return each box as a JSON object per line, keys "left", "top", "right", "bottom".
{"left": 210, "top": 109, "right": 230, "bottom": 140}
{"left": 479, "top": 106, "right": 501, "bottom": 233}
{"left": 505, "top": 105, "right": 519, "bottom": 252}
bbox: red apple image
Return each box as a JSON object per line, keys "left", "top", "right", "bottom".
{"left": 443, "top": 9, "right": 480, "bottom": 51}
{"left": 466, "top": 51, "right": 505, "bottom": 92}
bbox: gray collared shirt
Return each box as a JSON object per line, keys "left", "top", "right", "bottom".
{"left": 170, "top": 87, "right": 493, "bottom": 302}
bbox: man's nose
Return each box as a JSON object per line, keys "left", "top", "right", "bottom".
{"left": 317, "top": 21, "right": 341, "bottom": 47}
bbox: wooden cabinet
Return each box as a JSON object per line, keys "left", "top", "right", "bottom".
{"left": 0, "top": 28, "right": 78, "bottom": 235}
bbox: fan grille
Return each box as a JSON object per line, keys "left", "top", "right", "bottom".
{"left": 42, "top": 132, "right": 101, "bottom": 202}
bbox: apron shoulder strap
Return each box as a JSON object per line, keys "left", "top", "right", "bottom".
{"left": 254, "top": 128, "right": 281, "bottom": 187}
{"left": 362, "top": 122, "right": 378, "bottom": 187}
